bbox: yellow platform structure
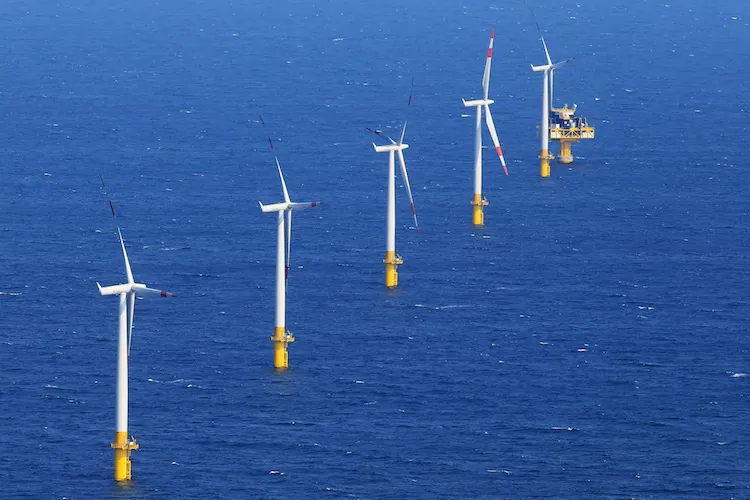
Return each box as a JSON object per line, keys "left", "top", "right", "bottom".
{"left": 111, "top": 433, "right": 139, "bottom": 481}
{"left": 549, "top": 104, "right": 594, "bottom": 164}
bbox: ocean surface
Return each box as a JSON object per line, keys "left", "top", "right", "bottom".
{"left": 1, "top": 0, "right": 748, "bottom": 498}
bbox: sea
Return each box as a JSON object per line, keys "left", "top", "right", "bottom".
{"left": 1, "top": 0, "right": 748, "bottom": 498}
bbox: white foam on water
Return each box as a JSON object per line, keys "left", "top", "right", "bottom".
{"left": 436, "top": 304, "right": 470, "bottom": 310}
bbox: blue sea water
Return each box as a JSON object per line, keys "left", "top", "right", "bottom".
{"left": 1, "top": 0, "right": 748, "bottom": 498}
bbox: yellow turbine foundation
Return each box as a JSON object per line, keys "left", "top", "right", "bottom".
{"left": 111, "top": 431, "right": 138, "bottom": 482}
{"left": 272, "top": 326, "right": 294, "bottom": 370}
{"left": 384, "top": 250, "right": 403, "bottom": 288}
{"left": 471, "top": 193, "right": 489, "bottom": 226}
{"left": 558, "top": 141, "right": 573, "bottom": 164}
{"left": 540, "top": 149, "right": 552, "bottom": 178}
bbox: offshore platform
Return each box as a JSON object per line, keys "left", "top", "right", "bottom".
{"left": 548, "top": 103, "right": 594, "bottom": 163}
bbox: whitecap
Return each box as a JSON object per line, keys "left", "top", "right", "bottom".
{"left": 435, "top": 304, "right": 470, "bottom": 310}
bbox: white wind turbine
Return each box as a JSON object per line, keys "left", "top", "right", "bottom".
{"left": 96, "top": 188, "right": 175, "bottom": 482}
{"left": 369, "top": 94, "right": 420, "bottom": 288}
{"left": 462, "top": 29, "right": 509, "bottom": 226}
{"left": 258, "top": 134, "right": 322, "bottom": 370}
{"left": 531, "top": 25, "right": 574, "bottom": 178}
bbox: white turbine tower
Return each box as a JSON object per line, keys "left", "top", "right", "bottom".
{"left": 96, "top": 193, "right": 175, "bottom": 482}
{"left": 369, "top": 102, "right": 420, "bottom": 288}
{"left": 462, "top": 29, "right": 509, "bottom": 226}
{"left": 531, "top": 26, "right": 574, "bottom": 178}
{"left": 259, "top": 135, "right": 322, "bottom": 370}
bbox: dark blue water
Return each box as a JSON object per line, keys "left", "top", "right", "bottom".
{"left": 1, "top": 0, "right": 748, "bottom": 498}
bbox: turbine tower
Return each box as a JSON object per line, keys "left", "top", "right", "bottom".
{"left": 461, "top": 29, "right": 508, "bottom": 226}
{"left": 96, "top": 194, "right": 175, "bottom": 482}
{"left": 370, "top": 112, "right": 419, "bottom": 288}
{"left": 530, "top": 26, "right": 574, "bottom": 177}
{"left": 259, "top": 135, "right": 322, "bottom": 370}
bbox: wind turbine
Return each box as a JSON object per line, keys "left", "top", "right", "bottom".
{"left": 96, "top": 188, "right": 175, "bottom": 482}
{"left": 369, "top": 89, "right": 420, "bottom": 288}
{"left": 461, "top": 29, "right": 508, "bottom": 226}
{"left": 258, "top": 134, "right": 322, "bottom": 370}
{"left": 531, "top": 25, "right": 574, "bottom": 177}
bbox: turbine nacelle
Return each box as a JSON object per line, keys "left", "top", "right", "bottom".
{"left": 372, "top": 142, "right": 409, "bottom": 153}
{"left": 462, "top": 98, "right": 495, "bottom": 108}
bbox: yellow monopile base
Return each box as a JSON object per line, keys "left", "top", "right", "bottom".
{"left": 540, "top": 149, "right": 552, "bottom": 178}
{"left": 111, "top": 431, "right": 139, "bottom": 482}
{"left": 384, "top": 250, "right": 403, "bottom": 288}
{"left": 272, "top": 326, "right": 294, "bottom": 370}
{"left": 471, "top": 193, "right": 489, "bottom": 226}
{"left": 558, "top": 141, "right": 573, "bottom": 164}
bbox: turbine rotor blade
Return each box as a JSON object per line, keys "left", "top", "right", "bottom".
{"left": 133, "top": 285, "right": 176, "bottom": 298}
{"left": 285, "top": 210, "right": 292, "bottom": 288}
{"left": 275, "top": 155, "right": 291, "bottom": 204}
{"left": 484, "top": 105, "right": 508, "bottom": 175}
{"left": 127, "top": 292, "right": 135, "bottom": 360}
{"left": 398, "top": 121, "right": 407, "bottom": 146}
{"left": 397, "top": 149, "right": 420, "bottom": 235}
{"left": 109, "top": 200, "right": 135, "bottom": 284}
{"left": 259, "top": 117, "right": 292, "bottom": 203}
{"left": 550, "top": 69, "right": 555, "bottom": 107}
{"left": 366, "top": 127, "right": 396, "bottom": 145}
{"left": 287, "top": 201, "right": 322, "bottom": 211}
{"left": 541, "top": 35, "right": 552, "bottom": 66}
{"left": 482, "top": 29, "right": 495, "bottom": 99}
{"left": 551, "top": 57, "right": 575, "bottom": 70}
{"left": 266, "top": 136, "right": 291, "bottom": 203}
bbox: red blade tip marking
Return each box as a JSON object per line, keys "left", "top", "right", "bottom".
{"left": 491, "top": 29, "right": 495, "bottom": 38}
{"left": 487, "top": 48, "right": 493, "bottom": 58}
